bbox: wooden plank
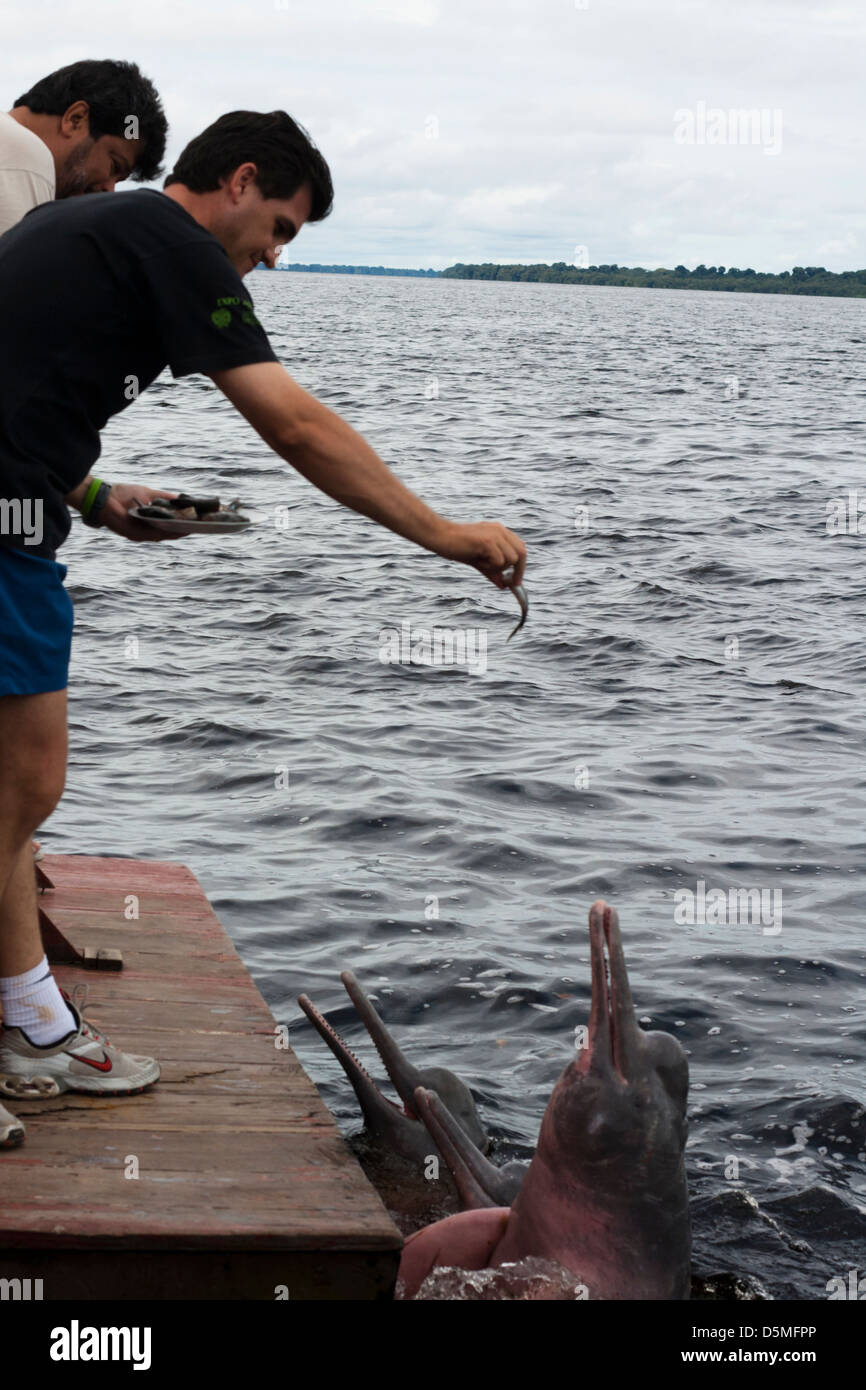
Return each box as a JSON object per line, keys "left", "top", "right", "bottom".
{"left": 1, "top": 856, "right": 401, "bottom": 1298}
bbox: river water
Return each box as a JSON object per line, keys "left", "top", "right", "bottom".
{"left": 50, "top": 272, "right": 866, "bottom": 1299}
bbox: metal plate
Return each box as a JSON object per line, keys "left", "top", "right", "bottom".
{"left": 128, "top": 507, "right": 252, "bottom": 535}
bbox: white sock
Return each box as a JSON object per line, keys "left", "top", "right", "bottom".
{"left": 0, "top": 956, "right": 77, "bottom": 1045}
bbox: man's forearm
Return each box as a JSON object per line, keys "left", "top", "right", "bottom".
{"left": 277, "top": 404, "right": 455, "bottom": 555}
{"left": 65, "top": 474, "right": 95, "bottom": 510}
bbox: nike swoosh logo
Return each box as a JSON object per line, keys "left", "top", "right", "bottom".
{"left": 76, "top": 1051, "right": 112, "bottom": 1073}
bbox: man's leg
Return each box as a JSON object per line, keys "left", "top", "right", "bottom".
{"left": 0, "top": 688, "right": 160, "bottom": 1097}
{"left": 0, "top": 690, "right": 67, "bottom": 974}
{"left": 0, "top": 691, "right": 69, "bottom": 1123}
{"left": 0, "top": 838, "right": 81, "bottom": 1051}
{"left": 0, "top": 688, "right": 77, "bottom": 1052}
{"left": 0, "top": 842, "right": 45, "bottom": 976}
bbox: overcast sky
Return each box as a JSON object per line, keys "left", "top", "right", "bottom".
{"left": 2, "top": 0, "right": 864, "bottom": 271}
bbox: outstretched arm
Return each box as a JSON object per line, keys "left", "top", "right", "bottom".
{"left": 210, "top": 361, "right": 526, "bottom": 588}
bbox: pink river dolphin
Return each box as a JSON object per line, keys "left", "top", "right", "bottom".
{"left": 396, "top": 900, "right": 691, "bottom": 1299}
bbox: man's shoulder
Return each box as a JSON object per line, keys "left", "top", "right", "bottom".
{"left": 0, "top": 112, "right": 54, "bottom": 183}
{"left": 91, "top": 189, "right": 218, "bottom": 246}
{"left": 27, "top": 188, "right": 227, "bottom": 269}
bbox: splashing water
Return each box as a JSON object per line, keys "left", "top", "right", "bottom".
{"left": 407, "top": 1256, "right": 589, "bottom": 1301}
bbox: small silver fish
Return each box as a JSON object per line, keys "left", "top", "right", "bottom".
{"left": 506, "top": 580, "right": 528, "bottom": 640}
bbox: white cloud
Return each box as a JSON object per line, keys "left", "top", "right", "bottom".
{"left": 457, "top": 183, "right": 566, "bottom": 230}
{"left": 1, "top": 0, "right": 864, "bottom": 269}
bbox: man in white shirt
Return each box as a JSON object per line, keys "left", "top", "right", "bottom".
{"left": 0, "top": 57, "right": 167, "bottom": 236}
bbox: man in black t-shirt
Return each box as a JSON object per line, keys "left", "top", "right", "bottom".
{"left": 0, "top": 110, "right": 526, "bottom": 1125}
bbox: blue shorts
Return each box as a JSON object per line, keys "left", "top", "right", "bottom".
{"left": 0, "top": 547, "right": 74, "bottom": 696}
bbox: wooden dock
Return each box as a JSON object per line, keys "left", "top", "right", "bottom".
{"left": 0, "top": 856, "right": 402, "bottom": 1299}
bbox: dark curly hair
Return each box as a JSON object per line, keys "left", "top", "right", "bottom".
{"left": 14, "top": 59, "right": 167, "bottom": 182}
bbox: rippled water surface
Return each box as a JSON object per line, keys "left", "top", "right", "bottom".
{"left": 51, "top": 274, "right": 866, "bottom": 1299}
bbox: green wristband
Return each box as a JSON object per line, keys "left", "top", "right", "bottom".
{"left": 80, "top": 477, "right": 104, "bottom": 518}
{"left": 81, "top": 479, "right": 112, "bottom": 528}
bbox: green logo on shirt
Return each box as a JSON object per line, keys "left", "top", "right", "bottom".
{"left": 211, "top": 298, "right": 261, "bottom": 330}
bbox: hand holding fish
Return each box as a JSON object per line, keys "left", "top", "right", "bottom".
{"left": 434, "top": 520, "right": 525, "bottom": 586}
{"left": 432, "top": 521, "right": 528, "bottom": 639}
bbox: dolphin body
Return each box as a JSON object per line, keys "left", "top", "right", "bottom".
{"left": 396, "top": 901, "right": 691, "bottom": 1300}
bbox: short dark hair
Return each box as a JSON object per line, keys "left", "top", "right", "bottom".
{"left": 164, "top": 110, "right": 333, "bottom": 222}
{"left": 14, "top": 59, "right": 167, "bottom": 182}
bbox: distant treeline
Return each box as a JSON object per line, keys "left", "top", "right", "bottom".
{"left": 277, "top": 263, "right": 440, "bottom": 277}
{"left": 441, "top": 262, "right": 866, "bottom": 297}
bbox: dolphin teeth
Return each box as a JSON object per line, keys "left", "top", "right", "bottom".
{"left": 297, "top": 994, "right": 382, "bottom": 1089}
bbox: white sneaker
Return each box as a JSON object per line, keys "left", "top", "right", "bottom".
{"left": 0, "top": 996, "right": 159, "bottom": 1097}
